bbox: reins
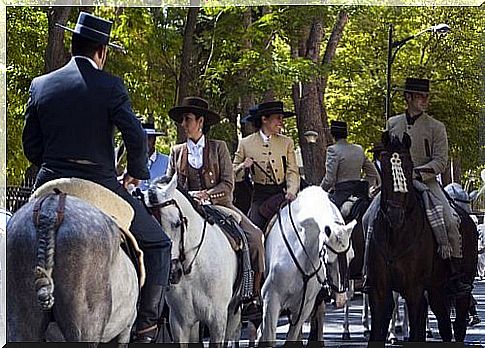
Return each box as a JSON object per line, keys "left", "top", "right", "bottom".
{"left": 150, "top": 198, "right": 206, "bottom": 276}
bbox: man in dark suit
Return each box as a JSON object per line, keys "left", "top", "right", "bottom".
{"left": 22, "top": 12, "right": 171, "bottom": 343}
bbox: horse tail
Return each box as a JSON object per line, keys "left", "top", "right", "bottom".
{"left": 33, "top": 191, "right": 66, "bottom": 311}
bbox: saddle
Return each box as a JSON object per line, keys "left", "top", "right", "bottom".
{"left": 202, "top": 205, "right": 242, "bottom": 251}
{"left": 31, "top": 178, "right": 146, "bottom": 287}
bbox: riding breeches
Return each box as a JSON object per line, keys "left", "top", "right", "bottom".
{"left": 229, "top": 204, "right": 265, "bottom": 273}
{"left": 425, "top": 180, "right": 462, "bottom": 258}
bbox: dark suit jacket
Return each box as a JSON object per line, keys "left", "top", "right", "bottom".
{"left": 167, "top": 139, "right": 234, "bottom": 206}
{"left": 22, "top": 57, "right": 149, "bottom": 182}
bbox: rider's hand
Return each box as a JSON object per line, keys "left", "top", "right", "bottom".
{"left": 243, "top": 158, "right": 254, "bottom": 169}
{"left": 285, "top": 192, "right": 296, "bottom": 202}
{"left": 194, "top": 190, "right": 210, "bottom": 202}
{"left": 123, "top": 173, "right": 140, "bottom": 190}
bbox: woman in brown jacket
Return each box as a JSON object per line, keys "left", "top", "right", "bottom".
{"left": 166, "top": 97, "right": 265, "bottom": 314}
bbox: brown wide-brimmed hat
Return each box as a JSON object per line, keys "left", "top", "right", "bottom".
{"left": 330, "top": 120, "right": 348, "bottom": 138}
{"left": 395, "top": 78, "right": 430, "bottom": 94}
{"left": 254, "top": 101, "right": 296, "bottom": 120}
{"left": 168, "top": 97, "right": 220, "bottom": 126}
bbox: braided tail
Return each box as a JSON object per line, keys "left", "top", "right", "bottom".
{"left": 33, "top": 192, "right": 65, "bottom": 311}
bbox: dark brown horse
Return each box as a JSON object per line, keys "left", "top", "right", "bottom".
{"left": 365, "top": 131, "right": 477, "bottom": 343}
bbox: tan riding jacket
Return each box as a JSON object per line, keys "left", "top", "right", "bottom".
{"left": 233, "top": 132, "right": 299, "bottom": 196}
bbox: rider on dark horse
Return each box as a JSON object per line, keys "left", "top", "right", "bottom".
{"left": 386, "top": 77, "right": 471, "bottom": 297}
{"left": 22, "top": 12, "right": 172, "bottom": 343}
{"left": 320, "top": 121, "right": 381, "bottom": 284}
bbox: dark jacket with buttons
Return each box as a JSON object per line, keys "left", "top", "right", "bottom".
{"left": 167, "top": 139, "right": 234, "bottom": 206}
{"left": 22, "top": 57, "right": 149, "bottom": 181}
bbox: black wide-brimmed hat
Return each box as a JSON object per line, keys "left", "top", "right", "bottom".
{"left": 241, "top": 106, "right": 259, "bottom": 124}
{"left": 243, "top": 101, "right": 295, "bottom": 123}
{"left": 56, "top": 12, "right": 125, "bottom": 52}
{"left": 142, "top": 122, "right": 165, "bottom": 136}
{"left": 330, "top": 120, "right": 348, "bottom": 137}
{"left": 372, "top": 142, "right": 386, "bottom": 154}
{"left": 395, "top": 78, "right": 430, "bottom": 94}
{"left": 168, "top": 97, "right": 220, "bottom": 126}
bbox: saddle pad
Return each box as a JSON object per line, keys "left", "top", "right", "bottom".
{"left": 31, "top": 178, "right": 134, "bottom": 231}
{"left": 31, "top": 178, "right": 145, "bottom": 287}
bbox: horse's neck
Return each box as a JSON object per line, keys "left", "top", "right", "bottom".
{"left": 175, "top": 192, "right": 206, "bottom": 244}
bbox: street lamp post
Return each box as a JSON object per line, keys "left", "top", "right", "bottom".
{"left": 385, "top": 23, "right": 450, "bottom": 120}
{"left": 303, "top": 130, "right": 319, "bottom": 185}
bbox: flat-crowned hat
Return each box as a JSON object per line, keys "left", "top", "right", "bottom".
{"left": 142, "top": 122, "right": 165, "bottom": 136}
{"left": 56, "top": 12, "right": 125, "bottom": 52}
{"left": 330, "top": 120, "right": 348, "bottom": 137}
{"left": 168, "top": 97, "right": 220, "bottom": 126}
{"left": 254, "top": 101, "right": 296, "bottom": 120}
{"left": 372, "top": 142, "right": 386, "bottom": 154}
{"left": 395, "top": 78, "right": 430, "bottom": 94}
{"left": 240, "top": 106, "right": 259, "bottom": 124}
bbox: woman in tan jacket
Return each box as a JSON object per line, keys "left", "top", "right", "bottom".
{"left": 166, "top": 97, "right": 265, "bottom": 314}
{"left": 233, "top": 101, "right": 300, "bottom": 230}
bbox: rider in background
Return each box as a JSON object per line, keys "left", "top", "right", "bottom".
{"left": 22, "top": 12, "right": 172, "bottom": 343}
{"left": 233, "top": 101, "right": 300, "bottom": 230}
{"left": 386, "top": 77, "right": 471, "bottom": 297}
{"left": 320, "top": 120, "right": 380, "bottom": 285}
{"left": 166, "top": 96, "right": 265, "bottom": 316}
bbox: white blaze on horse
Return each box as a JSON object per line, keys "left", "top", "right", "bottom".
{"left": 260, "top": 186, "right": 356, "bottom": 345}
{"left": 146, "top": 174, "right": 241, "bottom": 345}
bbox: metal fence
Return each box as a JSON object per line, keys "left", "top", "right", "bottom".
{"left": 6, "top": 186, "right": 33, "bottom": 213}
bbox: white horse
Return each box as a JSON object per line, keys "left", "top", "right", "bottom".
{"left": 146, "top": 174, "right": 241, "bottom": 345}
{"left": 260, "top": 186, "right": 356, "bottom": 345}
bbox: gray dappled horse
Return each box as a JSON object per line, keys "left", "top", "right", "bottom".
{"left": 260, "top": 186, "right": 356, "bottom": 346}
{"left": 7, "top": 192, "right": 138, "bottom": 346}
{"left": 146, "top": 174, "right": 241, "bottom": 345}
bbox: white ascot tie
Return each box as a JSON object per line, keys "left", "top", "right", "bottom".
{"left": 187, "top": 135, "right": 205, "bottom": 169}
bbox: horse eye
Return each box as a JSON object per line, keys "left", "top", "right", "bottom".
{"left": 324, "top": 226, "right": 331, "bottom": 237}
{"left": 173, "top": 220, "right": 182, "bottom": 228}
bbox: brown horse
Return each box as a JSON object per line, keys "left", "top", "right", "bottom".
{"left": 365, "top": 131, "right": 477, "bottom": 343}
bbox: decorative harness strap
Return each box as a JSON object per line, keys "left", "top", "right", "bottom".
{"left": 391, "top": 153, "right": 408, "bottom": 193}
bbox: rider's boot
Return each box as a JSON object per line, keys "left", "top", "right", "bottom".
{"left": 242, "top": 271, "right": 263, "bottom": 322}
{"left": 446, "top": 257, "right": 472, "bottom": 298}
{"left": 132, "top": 284, "right": 166, "bottom": 343}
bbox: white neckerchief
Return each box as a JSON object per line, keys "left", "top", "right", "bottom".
{"left": 148, "top": 151, "right": 157, "bottom": 168}
{"left": 259, "top": 130, "right": 271, "bottom": 144}
{"left": 187, "top": 135, "right": 205, "bottom": 169}
{"left": 72, "top": 56, "right": 99, "bottom": 70}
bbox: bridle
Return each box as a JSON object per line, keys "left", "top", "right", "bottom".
{"left": 149, "top": 198, "right": 207, "bottom": 276}
{"left": 277, "top": 201, "right": 352, "bottom": 326}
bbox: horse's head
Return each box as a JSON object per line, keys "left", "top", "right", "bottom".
{"left": 146, "top": 174, "right": 187, "bottom": 262}
{"left": 379, "top": 131, "right": 414, "bottom": 230}
{"left": 444, "top": 183, "right": 472, "bottom": 214}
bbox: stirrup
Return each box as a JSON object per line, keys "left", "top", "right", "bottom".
{"left": 132, "top": 325, "right": 158, "bottom": 343}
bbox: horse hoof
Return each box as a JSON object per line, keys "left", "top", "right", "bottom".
{"left": 389, "top": 338, "right": 397, "bottom": 345}
{"left": 427, "top": 330, "right": 433, "bottom": 338}
{"left": 342, "top": 332, "right": 351, "bottom": 340}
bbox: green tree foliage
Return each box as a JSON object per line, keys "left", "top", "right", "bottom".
{"left": 6, "top": 6, "right": 483, "bottom": 184}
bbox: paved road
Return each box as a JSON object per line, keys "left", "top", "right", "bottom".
{"left": 242, "top": 278, "right": 485, "bottom": 347}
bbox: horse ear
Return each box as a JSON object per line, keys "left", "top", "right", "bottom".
{"left": 165, "top": 173, "right": 178, "bottom": 197}
{"left": 402, "top": 132, "right": 412, "bottom": 150}
{"left": 345, "top": 220, "right": 357, "bottom": 234}
{"left": 381, "top": 131, "right": 390, "bottom": 148}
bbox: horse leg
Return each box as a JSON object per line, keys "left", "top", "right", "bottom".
{"left": 428, "top": 289, "right": 452, "bottom": 341}
{"left": 207, "top": 310, "right": 228, "bottom": 347}
{"left": 260, "top": 295, "right": 281, "bottom": 346}
{"left": 169, "top": 314, "right": 192, "bottom": 344}
{"left": 403, "top": 290, "right": 426, "bottom": 342}
{"left": 362, "top": 293, "right": 370, "bottom": 339}
{"left": 342, "top": 281, "right": 353, "bottom": 340}
{"left": 369, "top": 288, "right": 394, "bottom": 342}
{"left": 453, "top": 294, "right": 470, "bottom": 341}
{"left": 308, "top": 300, "right": 325, "bottom": 345}
{"left": 403, "top": 301, "right": 410, "bottom": 340}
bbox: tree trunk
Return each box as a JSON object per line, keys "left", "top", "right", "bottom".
{"left": 175, "top": 7, "right": 199, "bottom": 143}
{"left": 292, "top": 11, "right": 349, "bottom": 185}
{"left": 44, "top": 7, "right": 71, "bottom": 73}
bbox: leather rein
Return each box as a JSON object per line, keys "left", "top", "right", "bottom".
{"left": 150, "top": 198, "right": 207, "bottom": 276}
